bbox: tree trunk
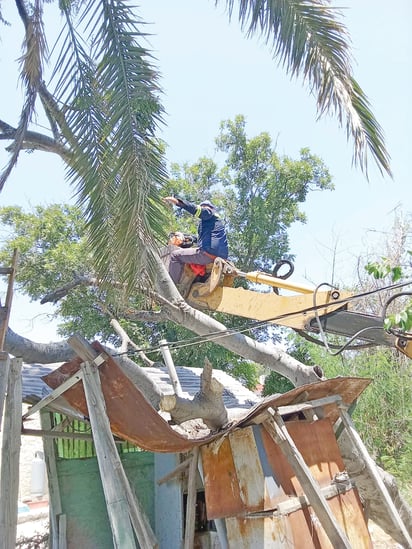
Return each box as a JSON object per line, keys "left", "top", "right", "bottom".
{"left": 338, "top": 431, "right": 412, "bottom": 546}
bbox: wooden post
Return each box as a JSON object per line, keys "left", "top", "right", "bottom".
{"left": 40, "top": 410, "right": 66, "bottom": 549}
{"left": 263, "top": 407, "right": 352, "bottom": 549}
{"left": 81, "top": 360, "right": 137, "bottom": 549}
{"left": 0, "top": 249, "right": 18, "bottom": 350}
{"left": 0, "top": 351, "right": 10, "bottom": 430}
{"left": 80, "top": 359, "right": 158, "bottom": 548}
{"left": 339, "top": 405, "right": 412, "bottom": 548}
{"left": 0, "top": 357, "right": 22, "bottom": 549}
{"left": 184, "top": 447, "right": 199, "bottom": 549}
{"left": 159, "top": 339, "right": 183, "bottom": 396}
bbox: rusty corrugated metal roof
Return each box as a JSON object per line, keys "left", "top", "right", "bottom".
{"left": 42, "top": 342, "right": 371, "bottom": 453}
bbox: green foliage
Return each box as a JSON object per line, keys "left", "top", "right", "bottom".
{"left": 0, "top": 204, "right": 119, "bottom": 342}
{"left": 365, "top": 253, "right": 412, "bottom": 332}
{"left": 285, "top": 334, "right": 412, "bottom": 487}
{"left": 365, "top": 259, "right": 404, "bottom": 282}
{"left": 263, "top": 371, "right": 294, "bottom": 396}
{"left": 0, "top": 204, "right": 89, "bottom": 299}
{"left": 218, "top": 116, "right": 333, "bottom": 271}
{"left": 166, "top": 115, "right": 334, "bottom": 272}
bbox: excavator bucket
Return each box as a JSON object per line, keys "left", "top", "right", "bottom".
{"left": 308, "top": 309, "right": 412, "bottom": 358}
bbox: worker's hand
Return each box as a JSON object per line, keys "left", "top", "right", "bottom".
{"left": 163, "top": 196, "right": 178, "bottom": 206}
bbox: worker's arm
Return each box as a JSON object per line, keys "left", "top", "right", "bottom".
{"left": 163, "top": 196, "right": 208, "bottom": 218}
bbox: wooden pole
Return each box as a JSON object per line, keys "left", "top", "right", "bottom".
{"left": 0, "top": 249, "right": 18, "bottom": 350}
{"left": 0, "top": 352, "right": 10, "bottom": 431}
{"left": 184, "top": 447, "right": 199, "bottom": 549}
{"left": 81, "top": 360, "right": 137, "bottom": 549}
{"left": 263, "top": 407, "right": 352, "bottom": 549}
{"left": 0, "top": 358, "right": 22, "bottom": 549}
{"left": 80, "top": 359, "right": 158, "bottom": 548}
{"left": 40, "top": 410, "right": 65, "bottom": 549}
{"left": 159, "top": 339, "right": 183, "bottom": 396}
{"left": 339, "top": 405, "right": 412, "bottom": 548}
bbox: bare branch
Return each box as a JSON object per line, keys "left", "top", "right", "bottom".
{"left": 40, "top": 275, "right": 98, "bottom": 304}
{"left": 0, "top": 119, "right": 72, "bottom": 162}
{"left": 110, "top": 318, "right": 155, "bottom": 366}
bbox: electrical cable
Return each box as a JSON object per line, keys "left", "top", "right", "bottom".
{"left": 113, "top": 279, "right": 412, "bottom": 358}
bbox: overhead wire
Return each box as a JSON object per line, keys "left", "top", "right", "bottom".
{"left": 113, "top": 278, "right": 412, "bottom": 359}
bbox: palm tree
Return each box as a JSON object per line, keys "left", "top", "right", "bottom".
{"left": 1, "top": 0, "right": 391, "bottom": 289}
{"left": 2, "top": 6, "right": 412, "bottom": 541}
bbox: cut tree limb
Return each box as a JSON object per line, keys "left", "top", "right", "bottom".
{"left": 161, "top": 358, "right": 228, "bottom": 430}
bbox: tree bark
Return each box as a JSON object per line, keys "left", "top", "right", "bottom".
{"left": 160, "top": 358, "right": 228, "bottom": 429}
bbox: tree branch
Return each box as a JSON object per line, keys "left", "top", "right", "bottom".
{"left": 0, "top": 119, "right": 72, "bottom": 162}
{"left": 160, "top": 358, "right": 228, "bottom": 430}
{"left": 40, "top": 275, "right": 98, "bottom": 304}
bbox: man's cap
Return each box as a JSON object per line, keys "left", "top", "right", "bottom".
{"left": 200, "top": 200, "right": 216, "bottom": 209}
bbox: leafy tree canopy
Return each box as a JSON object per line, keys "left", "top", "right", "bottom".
{"left": 165, "top": 115, "right": 333, "bottom": 272}
{"left": 0, "top": 1, "right": 392, "bottom": 293}
{"left": 0, "top": 116, "right": 334, "bottom": 386}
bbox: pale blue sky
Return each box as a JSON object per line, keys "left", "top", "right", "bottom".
{"left": 1, "top": 1, "right": 411, "bottom": 341}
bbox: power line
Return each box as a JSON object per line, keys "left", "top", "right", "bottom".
{"left": 114, "top": 279, "right": 412, "bottom": 359}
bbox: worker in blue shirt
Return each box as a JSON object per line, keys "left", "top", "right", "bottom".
{"left": 163, "top": 196, "right": 229, "bottom": 284}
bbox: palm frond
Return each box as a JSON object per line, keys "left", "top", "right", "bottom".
{"left": 0, "top": 0, "right": 48, "bottom": 190}
{"left": 52, "top": 0, "right": 168, "bottom": 291}
{"left": 219, "top": 0, "right": 391, "bottom": 177}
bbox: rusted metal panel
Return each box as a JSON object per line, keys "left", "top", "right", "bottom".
{"left": 260, "top": 419, "right": 372, "bottom": 548}
{"left": 201, "top": 436, "right": 246, "bottom": 519}
{"left": 43, "top": 342, "right": 205, "bottom": 453}
{"left": 225, "top": 516, "right": 294, "bottom": 548}
{"left": 201, "top": 426, "right": 290, "bottom": 519}
{"left": 202, "top": 420, "right": 371, "bottom": 547}
{"left": 43, "top": 341, "right": 371, "bottom": 454}
{"left": 242, "top": 376, "right": 371, "bottom": 427}
{"left": 230, "top": 427, "right": 266, "bottom": 512}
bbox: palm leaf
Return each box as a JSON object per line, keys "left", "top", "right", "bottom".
{"left": 219, "top": 0, "right": 391, "bottom": 177}
{"left": 51, "top": 0, "right": 168, "bottom": 290}
{"left": 0, "top": 0, "right": 48, "bottom": 190}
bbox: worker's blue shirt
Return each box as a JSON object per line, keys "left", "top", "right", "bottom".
{"left": 175, "top": 198, "right": 229, "bottom": 259}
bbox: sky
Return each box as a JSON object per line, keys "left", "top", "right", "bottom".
{"left": 0, "top": 0, "right": 411, "bottom": 343}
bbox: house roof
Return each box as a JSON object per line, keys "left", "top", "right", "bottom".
{"left": 22, "top": 362, "right": 260, "bottom": 412}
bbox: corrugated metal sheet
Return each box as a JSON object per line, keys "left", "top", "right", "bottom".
{"left": 42, "top": 341, "right": 371, "bottom": 454}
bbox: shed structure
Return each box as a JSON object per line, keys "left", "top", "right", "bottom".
{"left": 13, "top": 336, "right": 410, "bottom": 548}
{"left": 1, "top": 328, "right": 411, "bottom": 546}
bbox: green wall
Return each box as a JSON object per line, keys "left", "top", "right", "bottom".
{"left": 57, "top": 452, "right": 154, "bottom": 549}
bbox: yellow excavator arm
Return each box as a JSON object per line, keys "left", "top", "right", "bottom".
{"left": 181, "top": 258, "right": 412, "bottom": 359}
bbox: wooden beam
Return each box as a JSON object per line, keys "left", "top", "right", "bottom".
{"left": 247, "top": 476, "right": 355, "bottom": 517}
{"left": 157, "top": 456, "right": 192, "bottom": 485}
{"left": 58, "top": 514, "right": 67, "bottom": 549}
{"left": 81, "top": 360, "right": 137, "bottom": 548}
{"left": 159, "top": 339, "right": 183, "bottom": 396}
{"left": 276, "top": 394, "right": 342, "bottom": 417}
{"left": 263, "top": 407, "right": 352, "bottom": 549}
{"left": 338, "top": 405, "right": 412, "bottom": 548}
{"left": 22, "top": 370, "right": 84, "bottom": 420}
{"left": 184, "top": 447, "right": 199, "bottom": 549}
{"left": 22, "top": 427, "right": 94, "bottom": 441}
{"left": 0, "top": 358, "right": 22, "bottom": 549}
{"left": 0, "top": 352, "right": 10, "bottom": 430}
{"left": 0, "top": 249, "right": 18, "bottom": 350}
{"left": 41, "top": 410, "right": 64, "bottom": 549}
{"left": 68, "top": 333, "right": 108, "bottom": 365}
{"left": 81, "top": 360, "right": 158, "bottom": 548}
